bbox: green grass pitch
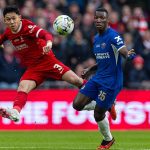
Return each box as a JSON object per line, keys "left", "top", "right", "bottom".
{"left": 0, "top": 130, "right": 150, "bottom": 150}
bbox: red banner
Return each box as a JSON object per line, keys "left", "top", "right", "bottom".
{"left": 0, "top": 89, "right": 150, "bottom": 130}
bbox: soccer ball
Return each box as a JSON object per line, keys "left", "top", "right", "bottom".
{"left": 53, "top": 15, "right": 74, "bottom": 36}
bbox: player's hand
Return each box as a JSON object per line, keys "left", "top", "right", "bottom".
{"left": 42, "top": 41, "right": 52, "bottom": 55}
{"left": 127, "top": 49, "right": 136, "bottom": 60}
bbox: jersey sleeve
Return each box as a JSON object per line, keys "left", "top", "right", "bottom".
{"left": 111, "top": 32, "right": 126, "bottom": 51}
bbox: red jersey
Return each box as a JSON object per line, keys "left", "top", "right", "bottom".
{"left": 0, "top": 19, "right": 53, "bottom": 67}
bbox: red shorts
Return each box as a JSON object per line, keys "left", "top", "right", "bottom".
{"left": 20, "top": 53, "right": 70, "bottom": 86}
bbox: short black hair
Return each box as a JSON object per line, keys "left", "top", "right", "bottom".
{"left": 95, "top": 7, "right": 108, "bottom": 16}
{"left": 3, "top": 5, "right": 20, "bottom": 17}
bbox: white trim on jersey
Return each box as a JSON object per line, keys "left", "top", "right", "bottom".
{"left": 111, "top": 44, "right": 119, "bottom": 65}
{"left": 117, "top": 45, "right": 126, "bottom": 51}
{"left": 36, "top": 29, "right": 43, "bottom": 38}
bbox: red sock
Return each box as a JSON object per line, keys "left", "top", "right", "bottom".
{"left": 79, "top": 79, "right": 87, "bottom": 89}
{"left": 82, "top": 79, "right": 87, "bottom": 85}
{"left": 13, "top": 91, "right": 28, "bottom": 113}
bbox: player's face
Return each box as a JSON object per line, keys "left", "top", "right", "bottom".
{"left": 4, "top": 12, "right": 21, "bottom": 32}
{"left": 94, "top": 11, "right": 108, "bottom": 32}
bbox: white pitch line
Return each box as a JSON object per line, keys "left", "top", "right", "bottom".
{"left": 0, "top": 147, "right": 96, "bottom": 149}
{"left": 0, "top": 147, "right": 149, "bottom": 150}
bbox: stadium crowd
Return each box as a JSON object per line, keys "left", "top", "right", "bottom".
{"left": 0, "top": 0, "right": 150, "bottom": 89}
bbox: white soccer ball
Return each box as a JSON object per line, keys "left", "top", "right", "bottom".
{"left": 53, "top": 15, "right": 74, "bottom": 36}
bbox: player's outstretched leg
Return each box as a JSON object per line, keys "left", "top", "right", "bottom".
{"left": 0, "top": 108, "right": 20, "bottom": 122}
{"left": 96, "top": 137, "right": 115, "bottom": 150}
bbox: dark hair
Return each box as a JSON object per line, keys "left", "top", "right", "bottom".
{"left": 95, "top": 7, "right": 108, "bottom": 16}
{"left": 3, "top": 5, "right": 20, "bottom": 17}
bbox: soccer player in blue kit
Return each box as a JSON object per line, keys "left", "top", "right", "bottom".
{"left": 73, "top": 8, "right": 136, "bottom": 150}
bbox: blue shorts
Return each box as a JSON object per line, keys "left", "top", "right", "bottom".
{"left": 80, "top": 79, "right": 121, "bottom": 110}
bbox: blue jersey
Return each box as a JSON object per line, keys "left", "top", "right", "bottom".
{"left": 92, "top": 27, "right": 125, "bottom": 90}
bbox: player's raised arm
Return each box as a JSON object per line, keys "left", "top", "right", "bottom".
{"left": 25, "top": 19, "right": 53, "bottom": 55}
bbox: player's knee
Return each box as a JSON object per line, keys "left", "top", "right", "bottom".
{"left": 94, "top": 106, "right": 106, "bottom": 122}
{"left": 73, "top": 100, "right": 83, "bottom": 111}
{"left": 94, "top": 112, "right": 105, "bottom": 122}
{"left": 18, "top": 80, "right": 36, "bottom": 93}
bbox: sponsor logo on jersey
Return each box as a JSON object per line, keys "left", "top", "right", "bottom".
{"left": 114, "top": 36, "right": 123, "bottom": 45}
{"left": 15, "top": 43, "right": 29, "bottom": 50}
{"left": 95, "top": 52, "right": 110, "bottom": 59}
{"left": 13, "top": 36, "right": 24, "bottom": 42}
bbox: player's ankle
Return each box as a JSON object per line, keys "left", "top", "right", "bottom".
{"left": 13, "top": 106, "right": 21, "bottom": 113}
{"left": 83, "top": 79, "right": 87, "bottom": 85}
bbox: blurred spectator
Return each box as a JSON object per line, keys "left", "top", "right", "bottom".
{"left": 88, "top": 0, "right": 102, "bottom": 9}
{"left": 132, "top": 7, "right": 148, "bottom": 36}
{"left": 121, "top": 5, "right": 132, "bottom": 25}
{"left": 0, "top": 0, "right": 6, "bottom": 9}
{"left": 85, "top": 3, "right": 96, "bottom": 17}
{"left": 34, "top": 7, "right": 47, "bottom": 18}
{"left": 109, "top": 11, "right": 125, "bottom": 33}
{"left": 126, "top": 19, "right": 141, "bottom": 48}
{"left": 35, "top": 17, "right": 48, "bottom": 29}
{"left": 82, "top": 58, "right": 96, "bottom": 80}
{"left": 80, "top": 13, "right": 96, "bottom": 48}
{"left": 52, "top": 35, "right": 67, "bottom": 64}
{"left": 64, "top": 29, "right": 91, "bottom": 70}
{"left": 68, "top": 2, "right": 82, "bottom": 29}
{"left": 138, "top": 30, "right": 150, "bottom": 77}
{"left": 0, "top": 42, "right": 24, "bottom": 89}
{"left": 123, "top": 33, "right": 134, "bottom": 50}
{"left": 74, "top": 63, "right": 84, "bottom": 77}
{"left": 127, "top": 55, "right": 150, "bottom": 89}
{"left": 83, "top": 57, "right": 96, "bottom": 68}
{"left": 21, "top": 0, "right": 35, "bottom": 20}
{"left": 67, "top": 0, "right": 87, "bottom": 13}
{"left": 103, "top": 2, "right": 112, "bottom": 14}
{"left": 122, "top": 33, "right": 134, "bottom": 67}
{"left": 56, "top": 0, "right": 69, "bottom": 14}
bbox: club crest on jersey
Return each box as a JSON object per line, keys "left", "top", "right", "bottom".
{"left": 101, "top": 43, "right": 106, "bottom": 49}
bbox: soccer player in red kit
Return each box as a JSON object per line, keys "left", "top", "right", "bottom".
{"left": 0, "top": 5, "right": 87, "bottom": 122}
{"left": 0, "top": 6, "right": 116, "bottom": 122}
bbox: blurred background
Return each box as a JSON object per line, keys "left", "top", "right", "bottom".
{"left": 0, "top": 0, "right": 150, "bottom": 90}
{"left": 0, "top": 2, "right": 150, "bottom": 149}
